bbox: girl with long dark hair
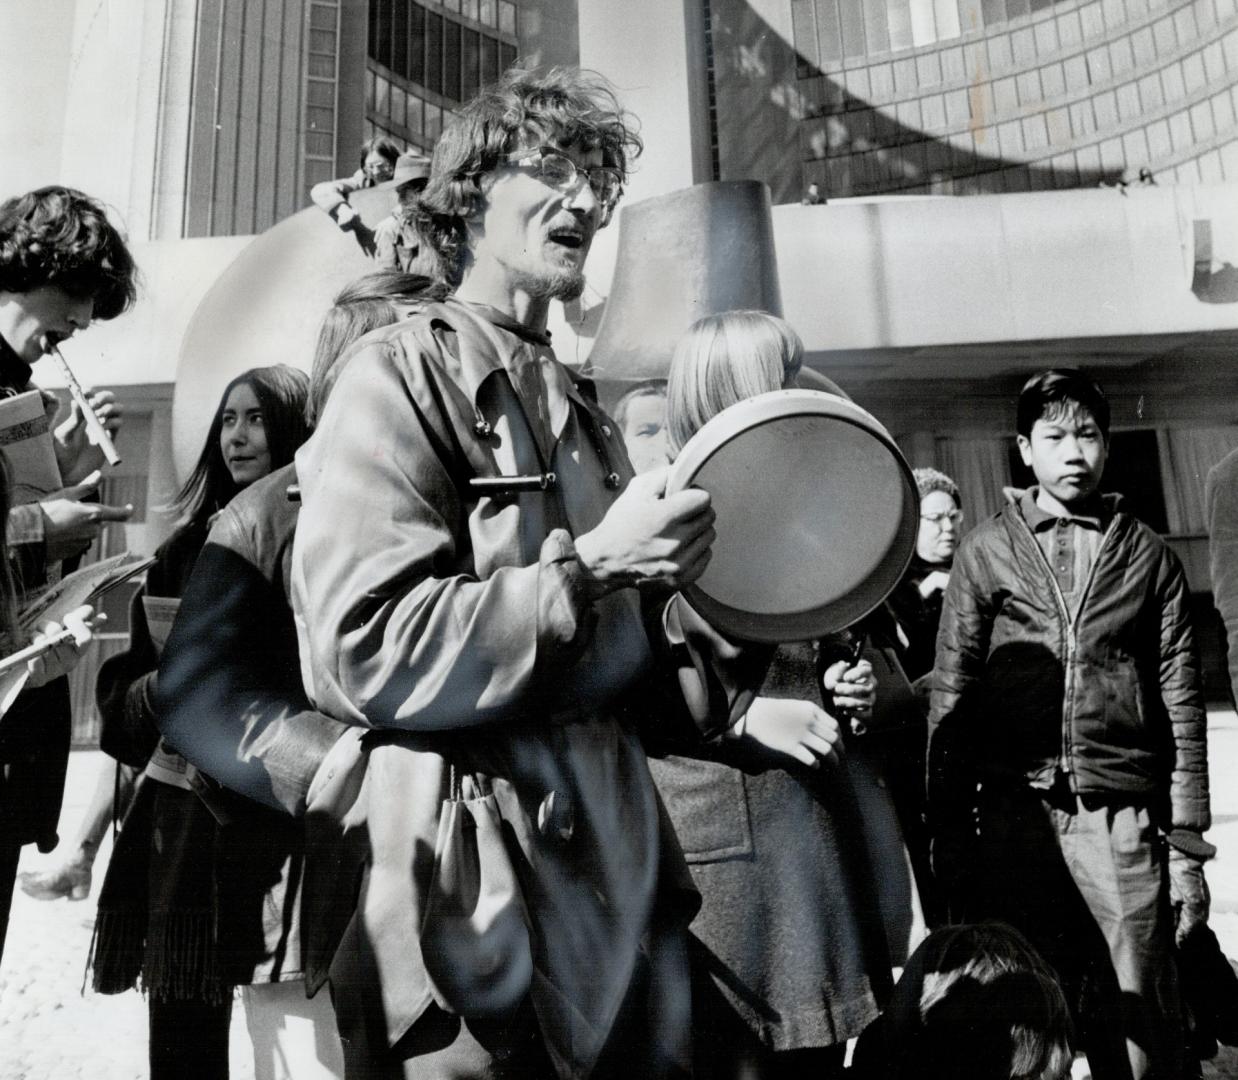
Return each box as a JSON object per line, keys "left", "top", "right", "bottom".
{"left": 89, "top": 365, "right": 310, "bottom": 1080}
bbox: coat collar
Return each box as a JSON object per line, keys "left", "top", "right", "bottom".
{"left": 0, "top": 332, "right": 33, "bottom": 394}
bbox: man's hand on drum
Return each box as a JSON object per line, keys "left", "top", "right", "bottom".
{"left": 574, "top": 465, "right": 715, "bottom": 597}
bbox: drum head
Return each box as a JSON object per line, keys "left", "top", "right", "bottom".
{"left": 666, "top": 389, "right": 917, "bottom": 642}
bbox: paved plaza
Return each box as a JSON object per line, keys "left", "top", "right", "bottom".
{"left": 3, "top": 713, "right": 1238, "bottom": 1079}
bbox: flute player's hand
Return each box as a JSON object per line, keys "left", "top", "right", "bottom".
{"left": 54, "top": 388, "right": 123, "bottom": 484}
{"left": 40, "top": 470, "right": 134, "bottom": 562}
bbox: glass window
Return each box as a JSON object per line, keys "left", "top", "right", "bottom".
{"left": 480, "top": 0, "right": 497, "bottom": 28}
{"left": 499, "top": 40, "right": 517, "bottom": 74}
{"left": 310, "top": 3, "right": 336, "bottom": 30}
{"left": 462, "top": 0, "right": 479, "bottom": 21}
{"left": 499, "top": 1, "right": 517, "bottom": 36}
{"left": 863, "top": 0, "right": 890, "bottom": 54}
{"left": 375, "top": 75, "right": 390, "bottom": 117}
{"left": 791, "top": 0, "right": 819, "bottom": 71}
{"left": 462, "top": 28, "right": 481, "bottom": 95}
{"left": 375, "top": 0, "right": 393, "bottom": 69}
{"left": 307, "top": 79, "right": 335, "bottom": 107}
{"left": 366, "top": 67, "right": 376, "bottom": 110}
{"left": 981, "top": 0, "right": 1004, "bottom": 25}
{"left": 1006, "top": 0, "right": 1030, "bottom": 19}
{"left": 409, "top": 3, "right": 426, "bottom": 86}
{"left": 307, "top": 104, "right": 335, "bottom": 133}
{"left": 369, "top": 0, "right": 379, "bottom": 57}
{"left": 390, "top": 85, "right": 407, "bottom": 129}
{"left": 816, "top": 0, "right": 843, "bottom": 62}
{"left": 306, "top": 130, "right": 334, "bottom": 157}
{"left": 444, "top": 0, "right": 461, "bottom": 11}
{"left": 840, "top": 1, "right": 866, "bottom": 57}
{"left": 310, "top": 28, "right": 337, "bottom": 53}
{"left": 444, "top": 17, "right": 462, "bottom": 101}
{"left": 934, "top": 0, "right": 961, "bottom": 39}
{"left": 309, "top": 53, "right": 336, "bottom": 78}
{"left": 888, "top": 0, "right": 914, "bottom": 50}
{"left": 407, "top": 93, "right": 424, "bottom": 136}
{"left": 426, "top": 12, "right": 443, "bottom": 95}
{"left": 481, "top": 34, "right": 499, "bottom": 83}
{"left": 426, "top": 102, "right": 443, "bottom": 142}
{"left": 910, "top": 0, "right": 938, "bottom": 45}
{"left": 392, "top": 0, "right": 408, "bottom": 78}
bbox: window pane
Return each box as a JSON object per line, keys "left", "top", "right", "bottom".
{"left": 390, "top": 84, "right": 407, "bottom": 129}
{"left": 889, "top": 0, "right": 914, "bottom": 49}
{"left": 307, "top": 104, "right": 335, "bottom": 132}
{"left": 369, "top": 0, "right": 379, "bottom": 57}
{"left": 425, "top": 12, "right": 443, "bottom": 95}
{"left": 480, "top": 0, "right": 497, "bottom": 28}
{"left": 375, "top": 0, "right": 393, "bottom": 69}
{"left": 481, "top": 33, "right": 499, "bottom": 83}
{"left": 499, "top": 1, "right": 516, "bottom": 35}
{"left": 407, "top": 93, "right": 424, "bottom": 136}
{"left": 366, "top": 67, "right": 376, "bottom": 110}
{"left": 863, "top": 0, "right": 890, "bottom": 53}
{"left": 840, "top": 0, "right": 866, "bottom": 56}
{"left": 409, "top": 3, "right": 425, "bottom": 86}
{"left": 444, "top": 0, "right": 461, "bottom": 12}
{"left": 307, "top": 79, "right": 335, "bottom": 107}
{"left": 310, "top": 28, "right": 337, "bottom": 53}
{"left": 308, "top": 53, "right": 336, "bottom": 78}
{"left": 462, "top": 0, "right": 478, "bottom": 20}
{"left": 910, "top": 0, "right": 938, "bottom": 45}
{"left": 462, "top": 28, "right": 481, "bottom": 95}
{"left": 934, "top": 0, "right": 961, "bottom": 39}
{"left": 310, "top": 3, "right": 336, "bottom": 30}
{"left": 444, "top": 17, "right": 462, "bottom": 101}
{"left": 375, "top": 75, "right": 390, "bottom": 117}
{"left": 425, "top": 102, "right": 443, "bottom": 142}
{"left": 792, "top": 0, "right": 819, "bottom": 69}
{"left": 817, "top": 0, "right": 842, "bottom": 62}
{"left": 392, "top": 0, "right": 408, "bottom": 78}
{"left": 498, "top": 40, "right": 516, "bottom": 73}
{"left": 981, "top": 0, "right": 1004, "bottom": 24}
{"left": 306, "top": 130, "right": 334, "bottom": 156}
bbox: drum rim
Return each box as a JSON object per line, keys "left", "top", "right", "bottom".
{"left": 666, "top": 389, "right": 919, "bottom": 642}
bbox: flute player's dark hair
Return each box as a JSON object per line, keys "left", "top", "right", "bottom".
{"left": 0, "top": 187, "right": 137, "bottom": 320}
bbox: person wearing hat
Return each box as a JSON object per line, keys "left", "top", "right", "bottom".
{"left": 373, "top": 152, "right": 434, "bottom": 274}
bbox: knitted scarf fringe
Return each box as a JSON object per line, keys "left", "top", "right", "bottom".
{"left": 88, "top": 910, "right": 231, "bottom": 1004}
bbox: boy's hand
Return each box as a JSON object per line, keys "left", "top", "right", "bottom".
{"left": 1168, "top": 848, "right": 1210, "bottom": 945}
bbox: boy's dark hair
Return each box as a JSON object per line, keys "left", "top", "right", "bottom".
{"left": 359, "top": 136, "right": 402, "bottom": 172}
{"left": 0, "top": 186, "right": 137, "bottom": 320}
{"left": 1016, "top": 368, "right": 1110, "bottom": 442}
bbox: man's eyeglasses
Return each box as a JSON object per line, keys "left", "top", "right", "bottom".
{"left": 921, "top": 510, "right": 964, "bottom": 527}
{"left": 506, "top": 146, "right": 624, "bottom": 224}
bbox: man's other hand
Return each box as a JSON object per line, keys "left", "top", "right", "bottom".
{"left": 574, "top": 466, "right": 715, "bottom": 597}
{"left": 41, "top": 470, "right": 134, "bottom": 561}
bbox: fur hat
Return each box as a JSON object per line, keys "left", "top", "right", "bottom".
{"left": 914, "top": 467, "right": 960, "bottom": 507}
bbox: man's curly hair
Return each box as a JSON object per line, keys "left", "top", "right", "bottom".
{"left": 418, "top": 66, "right": 642, "bottom": 284}
{"left": 0, "top": 186, "right": 137, "bottom": 320}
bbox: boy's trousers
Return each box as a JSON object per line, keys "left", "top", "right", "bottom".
{"left": 970, "top": 781, "right": 1185, "bottom": 1080}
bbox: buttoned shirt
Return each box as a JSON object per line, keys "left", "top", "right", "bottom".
{"left": 1018, "top": 488, "right": 1109, "bottom": 619}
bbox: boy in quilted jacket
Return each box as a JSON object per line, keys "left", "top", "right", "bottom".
{"left": 927, "top": 368, "right": 1209, "bottom": 1080}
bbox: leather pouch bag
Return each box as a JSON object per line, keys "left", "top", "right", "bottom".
{"left": 420, "top": 768, "right": 533, "bottom": 1016}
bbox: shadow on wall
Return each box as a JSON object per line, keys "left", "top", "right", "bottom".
{"left": 710, "top": 1, "right": 1125, "bottom": 201}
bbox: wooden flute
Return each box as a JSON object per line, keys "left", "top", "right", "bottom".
{"left": 39, "top": 336, "right": 122, "bottom": 466}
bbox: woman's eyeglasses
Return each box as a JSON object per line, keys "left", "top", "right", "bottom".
{"left": 506, "top": 146, "right": 623, "bottom": 224}
{"left": 921, "top": 510, "right": 964, "bottom": 527}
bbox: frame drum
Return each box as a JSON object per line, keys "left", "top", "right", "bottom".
{"left": 666, "top": 389, "right": 918, "bottom": 642}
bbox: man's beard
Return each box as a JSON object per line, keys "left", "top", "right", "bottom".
{"left": 511, "top": 263, "right": 587, "bottom": 303}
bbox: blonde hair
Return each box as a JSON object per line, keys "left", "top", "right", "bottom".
{"left": 666, "top": 310, "right": 803, "bottom": 456}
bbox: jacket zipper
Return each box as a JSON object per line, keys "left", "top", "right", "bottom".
{"left": 1010, "top": 506, "right": 1120, "bottom": 780}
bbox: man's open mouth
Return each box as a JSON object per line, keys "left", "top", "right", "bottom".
{"left": 548, "top": 229, "right": 584, "bottom": 250}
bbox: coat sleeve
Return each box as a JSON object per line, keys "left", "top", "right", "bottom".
{"left": 309, "top": 170, "right": 364, "bottom": 217}
{"left": 292, "top": 336, "right": 600, "bottom": 732}
{"left": 157, "top": 522, "right": 352, "bottom": 816}
{"left": 1206, "top": 450, "right": 1238, "bottom": 710}
{"left": 926, "top": 534, "right": 995, "bottom": 836}
{"left": 1156, "top": 544, "right": 1209, "bottom": 834}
